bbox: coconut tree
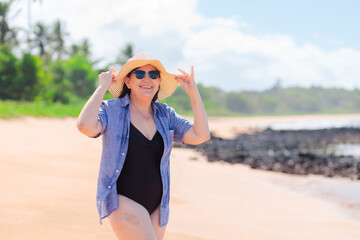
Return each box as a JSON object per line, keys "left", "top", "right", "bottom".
{"left": 31, "top": 22, "right": 50, "bottom": 60}
{"left": 51, "top": 20, "right": 69, "bottom": 60}
{"left": 80, "top": 38, "right": 90, "bottom": 57}
{"left": 0, "top": 0, "right": 22, "bottom": 50}
{"left": 100, "top": 43, "right": 134, "bottom": 73}
{"left": 0, "top": 0, "right": 17, "bottom": 45}
{"left": 116, "top": 43, "right": 133, "bottom": 65}
{"left": 5, "top": 27, "right": 19, "bottom": 48}
{"left": 70, "top": 43, "right": 79, "bottom": 56}
{"left": 0, "top": 1, "right": 11, "bottom": 44}
{"left": 70, "top": 38, "right": 91, "bottom": 57}
{"left": 27, "top": 0, "right": 42, "bottom": 51}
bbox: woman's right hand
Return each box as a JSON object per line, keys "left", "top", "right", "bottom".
{"left": 77, "top": 68, "right": 117, "bottom": 137}
{"left": 98, "top": 68, "right": 117, "bottom": 89}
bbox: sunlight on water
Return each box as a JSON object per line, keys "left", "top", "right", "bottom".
{"left": 335, "top": 144, "right": 360, "bottom": 158}
{"left": 269, "top": 119, "right": 360, "bottom": 130}
{"left": 268, "top": 119, "right": 360, "bottom": 158}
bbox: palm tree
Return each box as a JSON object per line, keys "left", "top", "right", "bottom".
{"left": 31, "top": 22, "right": 50, "bottom": 59}
{"left": 70, "top": 43, "right": 79, "bottom": 56}
{"left": 80, "top": 38, "right": 91, "bottom": 57}
{"left": 116, "top": 43, "right": 134, "bottom": 65}
{"left": 27, "top": 0, "right": 42, "bottom": 51}
{"left": 100, "top": 43, "right": 134, "bottom": 72}
{"left": 70, "top": 38, "right": 91, "bottom": 57}
{"left": 6, "top": 27, "right": 19, "bottom": 48}
{"left": 0, "top": 0, "right": 22, "bottom": 49}
{"left": 51, "top": 20, "right": 69, "bottom": 60}
{"left": 0, "top": 0, "right": 13, "bottom": 44}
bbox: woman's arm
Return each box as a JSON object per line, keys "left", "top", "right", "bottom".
{"left": 76, "top": 68, "right": 116, "bottom": 137}
{"left": 176, "top": 66, "right": 211, "bottom": 145}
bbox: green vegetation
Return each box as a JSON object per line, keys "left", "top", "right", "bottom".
{"left": 2, "top": 84, "right": 360, "bottom": 119}
{"left": 1, "top": 0, "right": 359, "bottom": 119}
{"left": 0, "top": 0, "right": 133, "bottom": 119}
{"left": 161, "top": 85, "right": 360, "bottom": 116}
{"left": 0, "top": 100, "right": 85, "bottom": 119}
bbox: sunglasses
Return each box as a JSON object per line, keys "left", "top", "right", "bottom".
{"left": 132, "top": 70, "right": 160, "bottom": 80}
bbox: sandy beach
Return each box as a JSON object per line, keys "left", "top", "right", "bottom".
{"left": 1, "top": 114, "right": 360, "bottom": 240}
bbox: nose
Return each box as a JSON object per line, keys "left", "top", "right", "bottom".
{"left": 143, "top": 73, "right": 152, "bottom": 82}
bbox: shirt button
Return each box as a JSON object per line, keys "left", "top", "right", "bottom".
{"left": 116, "top": 169, "right": 119, "bottom": 173}
{"left": 127, "top": 135, "right": 129, "bottom": 138}
{"left": 122, "top": 153, "right": 125, "bottom": 156}
{"left": 108, "top": 185, "right": 111, "bottom": 189}
{"left": 98, "top": 201, "right": 101, "bottom": 204}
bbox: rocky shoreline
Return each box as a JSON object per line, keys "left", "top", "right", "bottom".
{"left": 176, "top": 127, "right": 360, "bottom": 180}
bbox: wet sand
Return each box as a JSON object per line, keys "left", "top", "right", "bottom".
{"left": 1, "top": 115, "right": 360, "bottom": 239}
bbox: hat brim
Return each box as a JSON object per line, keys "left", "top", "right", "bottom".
{"left": 109, "top": 59, "right": 178, "bottom": 100}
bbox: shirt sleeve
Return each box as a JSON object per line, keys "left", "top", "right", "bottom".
{"left": 90, "top": 101, "right": 108, "bottom": 138}
{"left": 168, "top": 105, "right": 193, "bottom": 143}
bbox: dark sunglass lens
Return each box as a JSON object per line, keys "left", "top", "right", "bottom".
{"left": 133, "top": 70, "right": 145, "bottom": 79}
{"left": 149, "top": 71, "right": 160, "bottom": 79}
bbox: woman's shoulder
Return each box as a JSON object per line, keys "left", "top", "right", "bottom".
{"left": 154, "top": 102, "right": 181, "bottom": 124}
{"left": 154, "top": 102, "right": 174, "bottom": 114}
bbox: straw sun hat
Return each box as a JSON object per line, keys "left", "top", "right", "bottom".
{"left": 109, "top": 53, "right": 179, "bottom": 100}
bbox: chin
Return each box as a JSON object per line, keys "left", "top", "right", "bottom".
{"left": 137, "top": 91, "right": 156, "bottom": 99}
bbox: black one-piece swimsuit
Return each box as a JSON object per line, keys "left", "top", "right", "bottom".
{"left": 116, "top": 122, "right": 164, "bottom": 215}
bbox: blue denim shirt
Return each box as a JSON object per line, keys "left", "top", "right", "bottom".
{"left": 92, "top": 94, "right": 193, "bottom": 227}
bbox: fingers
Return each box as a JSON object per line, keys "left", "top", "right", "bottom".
{"left": 109, "top": 68, "right": 116, "bottom": 79}
{"left": 175, "top": 76, "right": 185, "bottom": 88}
{"left": 177, "top": 68, "right": 188, "bottom": 76}
{"left": 177, "top": 66, "right": 194, "bottom": 79}
{"left": 98, "top": 68, "right": 117, "bottom": 83}
{"left": 99, "top": 68, "right": 116, "bottom": 76}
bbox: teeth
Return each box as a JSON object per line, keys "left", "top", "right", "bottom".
{"left": 142, "top": 86, "right": 152, "bottom": 89}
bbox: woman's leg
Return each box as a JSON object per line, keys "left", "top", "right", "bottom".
{"left": 108, "top": 195, "right": 157, "bottom": 240}
{"left": 150, "top": 204, "right": 167, "bottom": 240}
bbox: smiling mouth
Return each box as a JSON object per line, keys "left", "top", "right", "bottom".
{"left": 141, "top": 86, "right": 153, "bottom": 89}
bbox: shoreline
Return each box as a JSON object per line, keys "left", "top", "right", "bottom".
{"left": 265, "top": 172, "right": 360, "bottom": 222}
{"left": 206, "top": 113, "right": 360, "bottom": 139}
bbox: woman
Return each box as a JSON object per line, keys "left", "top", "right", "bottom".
{"left": 77, "top": 53, "right": 210, "bottom": 240}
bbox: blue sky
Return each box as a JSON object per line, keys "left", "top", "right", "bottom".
{"left": 8, "top": 0, "right": 360, "bottom": 91}
{"left": 198, "top": 0, "right": 360, "bottom": 51}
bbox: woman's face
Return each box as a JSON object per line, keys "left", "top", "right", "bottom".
{"left": 124, "top": 64, "right": 162, "bottom": 100}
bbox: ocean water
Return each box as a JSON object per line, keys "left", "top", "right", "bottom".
{"left": 269, "top": 119, "right": 360, "bottom": 131}
{"left": 335, "top": 144, "right": 360, "bottom": 158}
{"left": 265, "top": 118, "right": 360, "bottom": 221}
{"left": 268, "top": 118, "right": 360, "bottom": 157}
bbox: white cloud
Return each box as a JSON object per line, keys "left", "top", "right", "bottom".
{"left": 8, "top": 0, "right": 360, "bottom": 91}
{"left": 111, "top": 0, "right": 203, "bottom": 37}
{"left": 183, "top": 25, "right": 360, "bottom": 90}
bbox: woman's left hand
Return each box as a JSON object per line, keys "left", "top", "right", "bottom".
{"left": 176, "top": 66, "right": 198, "bottom": 96}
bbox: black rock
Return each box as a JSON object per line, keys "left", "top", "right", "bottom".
{"left": 175, "top": 128, "right": 360, "bottom": 180}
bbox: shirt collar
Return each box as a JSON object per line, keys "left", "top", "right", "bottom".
{"left": 118, "top": 94, "right": 130, "bottom": 107}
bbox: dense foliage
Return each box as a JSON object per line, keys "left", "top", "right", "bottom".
{"left": 162, "top": 85, "right": 360, "bottom": 115}
{"left": 0, "top": 44, "right": 97, "bottom": 104}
